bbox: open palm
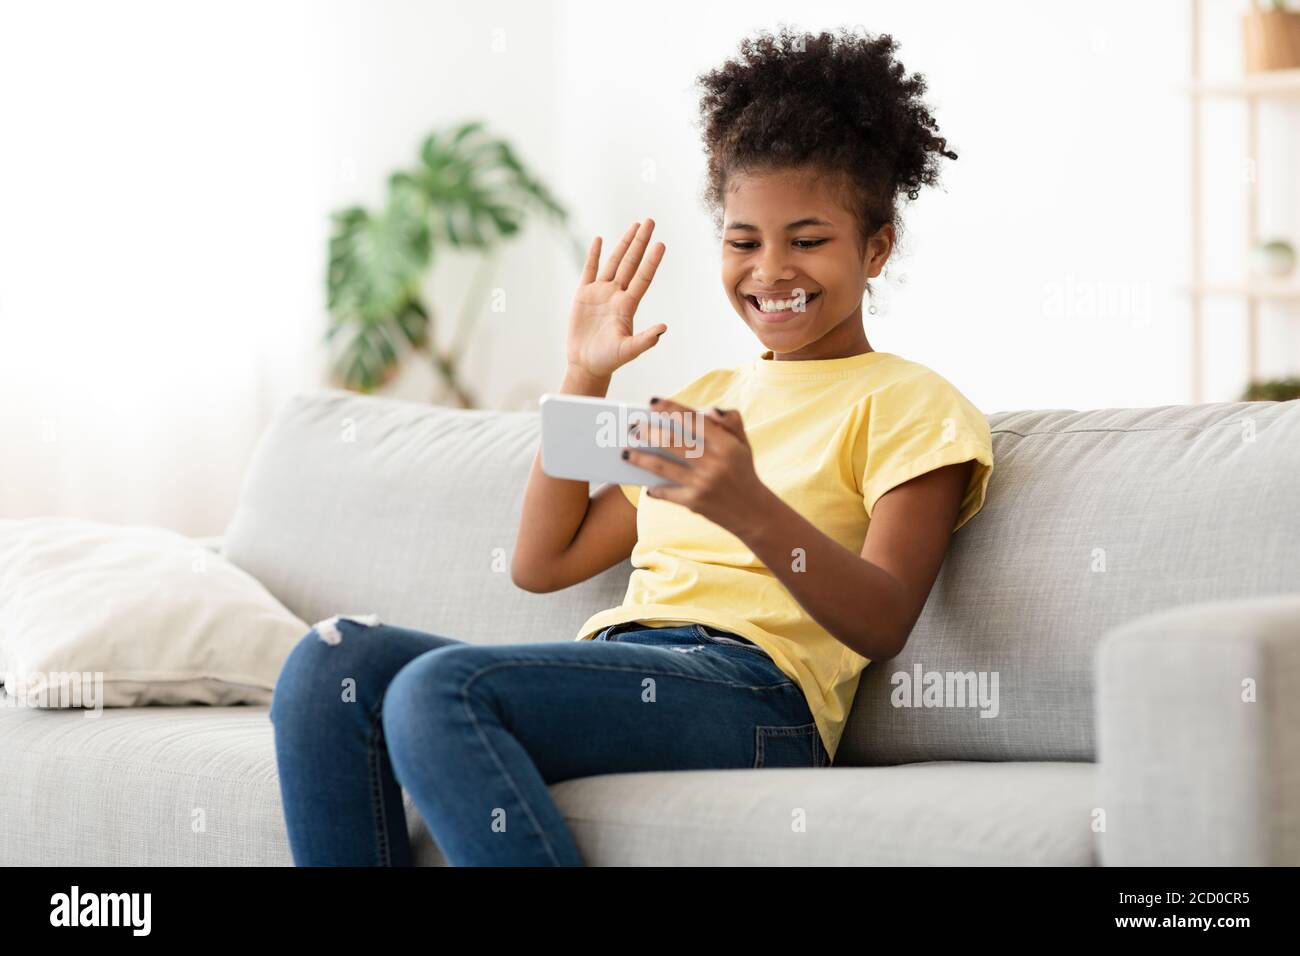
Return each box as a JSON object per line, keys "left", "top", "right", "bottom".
{"left": 567, "top": 219, "right": 668, "bottom": 380}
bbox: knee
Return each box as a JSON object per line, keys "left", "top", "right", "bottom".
{"left": 380, "top": 644, "right": 488, "bottom": 747}
{"left": 269, "top": 618, "right": 391, "bottom": 726}
{"left": 270, "top": 629, "right": 320, "bottom": 729}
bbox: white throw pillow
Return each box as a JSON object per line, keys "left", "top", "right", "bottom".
{"left": 0, "top": 517, "right": 309, "bottom": 708}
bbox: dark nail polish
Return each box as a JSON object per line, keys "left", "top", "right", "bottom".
{"left": 649, "top": 397, "right": 659, "bottom": 405}
{"left": 621, "top": 449, "right": 630, "bottom": 459}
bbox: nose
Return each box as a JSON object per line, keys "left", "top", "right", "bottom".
{"left": 753, "top": 246, "right": 795, "bottom": 286}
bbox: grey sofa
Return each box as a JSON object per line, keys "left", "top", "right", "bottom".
{"left": 3, "top": 388, "right": 1297, "bottom": 866}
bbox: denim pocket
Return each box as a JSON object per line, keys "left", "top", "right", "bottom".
{"left": 753, "top": 721, "right": 826, "bottom": 769}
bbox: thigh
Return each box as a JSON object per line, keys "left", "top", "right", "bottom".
{"left": 270, "top": 616, "right": 465, "bottom": 724}
{"left": 384, "top": 628, "right": 824, "bottom": 780}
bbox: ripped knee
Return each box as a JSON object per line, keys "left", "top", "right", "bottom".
{"left": 311, "top": 613, "right": 382, "bottom": 646}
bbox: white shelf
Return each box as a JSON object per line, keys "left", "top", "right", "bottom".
{"left": 1183, "top": 67, "right": 1300, "bottom": 97}
{"left": 1182, "top": 0, "right": 1300, "bottom": 401}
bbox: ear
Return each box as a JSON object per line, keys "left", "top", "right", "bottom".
{"left": 863, "top": 223, "right": 896, "bottom": 279}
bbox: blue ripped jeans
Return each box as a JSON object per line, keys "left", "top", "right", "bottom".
{"left": 268, "top": 618, "right": 829, "bottom": 866}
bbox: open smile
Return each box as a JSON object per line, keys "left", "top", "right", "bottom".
{"left": 744, "top": 291, "right": 820, "bottom": 322}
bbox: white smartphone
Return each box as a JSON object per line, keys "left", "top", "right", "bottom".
{"left": 539, "top": 393, "right": 695, "bottom": 488}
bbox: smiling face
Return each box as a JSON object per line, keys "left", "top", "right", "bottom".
{"left": 722, "top": 167, "right": 894, "bottom": 361}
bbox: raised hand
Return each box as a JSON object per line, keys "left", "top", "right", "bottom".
{"left": 566, "top": 219, "right": 668, "bottom": 382}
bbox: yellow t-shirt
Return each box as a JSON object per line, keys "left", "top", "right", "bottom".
{"left": 573, "top": 348, "right": 994, "bottom": 762}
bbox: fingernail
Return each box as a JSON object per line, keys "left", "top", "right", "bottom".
{"left": 649, "top": 397, "right": 659, "bottom": 405}
{"left": 621, "top": 449, "right": 630, "bottom": 460}
{"left": 713, "top": 407, "right": 725, "bottom": 415}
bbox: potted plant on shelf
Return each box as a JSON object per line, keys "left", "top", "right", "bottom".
{"left": 326, "top": 120, "right": 582, "bottom": 407}
{"left": 1243, "top": 0, "right": 1300, "bottom": 73}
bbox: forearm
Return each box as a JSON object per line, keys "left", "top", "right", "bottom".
{"left": 733, "top": 487, "right": 908, "bottom": 660}
{"left": 511, "top": 365, "right": 611, "bottom": 588}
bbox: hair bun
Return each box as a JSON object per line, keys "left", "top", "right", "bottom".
{"left": 694, "top": 25, "right": 956, "bottom": 246}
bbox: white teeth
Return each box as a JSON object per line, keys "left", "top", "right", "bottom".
{"left": 752, "top": 293, "right": 815, "bottom": 312}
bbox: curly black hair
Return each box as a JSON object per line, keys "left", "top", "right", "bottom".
{"left": 693, "top": 25, "right": 957, "bottom": 257}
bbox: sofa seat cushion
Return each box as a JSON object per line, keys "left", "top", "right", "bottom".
{"left": 0, "top": 695, "right": 438, "bottom": 866}
{"left": 0, "top": 692, "right": 1095, "bottom": 866}
{"left": 553, "top": 760, "right": 1097, "bottom": 865}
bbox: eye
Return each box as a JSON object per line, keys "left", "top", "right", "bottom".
{"left": 727, "top": 238, "right": 827, "bottom": 251}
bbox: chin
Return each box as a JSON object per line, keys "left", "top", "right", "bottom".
{"left": 756, "top": 332, "right": 812, "bottom": 354}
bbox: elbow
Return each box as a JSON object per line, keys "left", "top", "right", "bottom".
{"left": 867, "top": 575, "right": 918, "bottom": 661}
{"left": 510, "top": 560, "right": 554, "bottom": 594}
{"left": 871, "top": 629, "right": 910, "bottom": 663}
{"left": 510, "top": 569, "right": 544, "bottom": 593}
{"left": 861, "top": 617, "right": 914, "bottom": 662}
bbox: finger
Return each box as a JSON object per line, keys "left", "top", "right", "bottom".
{"left": 597, "top": 221, "right": 641, "bottom": 283}
{"left": 617, "top": 323, "right": 667, "bottom": 365}
{"left": 704, "top": 406, "right": 746, "bottom": 441}
{"left": 623, "top": 446, "right": 693, "bottom": 482}
{"left": 624, "top": 239, "right": 666, "bottom": 305}
{"left": 613, "top": 218, "right": 655, "bottom": 290}
{"left": 646, "top": 397, "right": 696, "bottom": 416}
{"left": 645, "top": 398, "right": 707, "bottom": 447}
{"left": 627, "top": 417, "right": 691, "bottom": 460}
{"left": 632, "top": 402, "right": 708, "bottom": 459}
{"left": 644, "top": 482, "right": 690, "bottom": 505}
{"left": 639, "top": 399, "right": 698, "bottom": 447}
{"left": 579, "top": 235, "right": 602, "bottom": 285}
{"left": 625, "top": 416, "right": 689, "bottom": 457}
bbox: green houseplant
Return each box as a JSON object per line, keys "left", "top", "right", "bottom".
{"left": 326, "top": 120, "right": 582, "bottom": 406}
{"left": 1241, "top": 376, "right": 1300, "bottom": 401}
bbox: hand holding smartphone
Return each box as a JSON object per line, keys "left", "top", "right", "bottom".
{"left": 540, "top": 394, "right": 691, "bottom": 487}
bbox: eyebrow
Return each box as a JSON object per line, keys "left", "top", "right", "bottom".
{"left": 724, "top": 217, "right": 835, "bottom": 232}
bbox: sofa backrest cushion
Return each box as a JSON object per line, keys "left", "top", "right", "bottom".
{"left": 839, "top": 400, "right": 1300, "bottom": 765}
{"left": 223, "top": 390, "right": 630, "bottom": 654}
{"left": 224, "top": 390, "right": 1300, "bottom": 764}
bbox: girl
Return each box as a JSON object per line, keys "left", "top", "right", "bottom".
{"left": 271, "top": 25, "right": 994, "bottom": 867}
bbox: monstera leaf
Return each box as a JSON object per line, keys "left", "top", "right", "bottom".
{"left": 409, "top": 120, "right": 568, "bottom": 250}
{"left": 326, "top": 180, "right": 432, "bottom": 391}
{"left": 325, "top": 120, "right": 576, "bottom": 401}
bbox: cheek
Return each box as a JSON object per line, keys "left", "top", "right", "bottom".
{"left": 823, "top": 278, "right": 858, "bottom": 303}
{"left": 722, "top": 263, "right": 744, "bottom": 293}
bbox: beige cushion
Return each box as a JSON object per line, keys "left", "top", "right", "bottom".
{"left": 0, "top": 517, "right": 307, "bottom": 707}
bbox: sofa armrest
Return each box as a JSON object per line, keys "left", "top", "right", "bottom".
{"left": 1095, "top": 593, "right": 1300, "bottom": 865}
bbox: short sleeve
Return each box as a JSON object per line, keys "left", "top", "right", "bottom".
{"left": 859, "top": 372, "right": 994, "bottom": 532}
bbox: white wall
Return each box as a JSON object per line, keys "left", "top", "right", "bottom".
{"left": 1, "top": 0, "right": 1291, "bottom": 534}
{"left": 553, "top": 0, "right": 1197, "bottom": 415}
{"left": 0, "top": 0, "right": 322, "bottom": 534}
